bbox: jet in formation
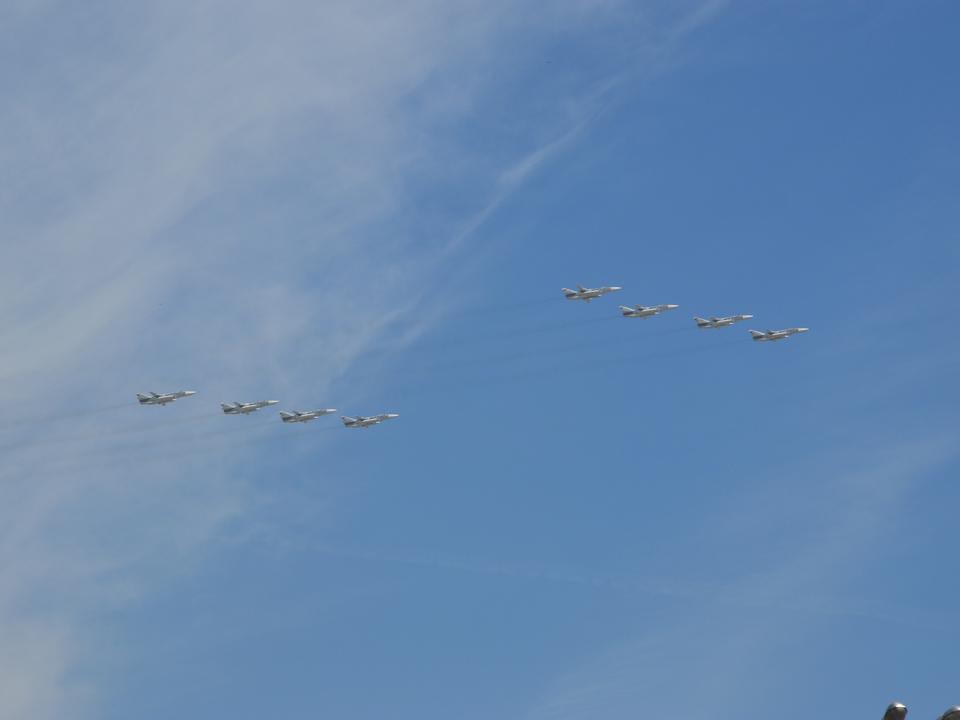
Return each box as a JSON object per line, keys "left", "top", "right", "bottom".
{"left": 341, "top": 413, "right": 400, "bottom": 428}
{"left": 749, "top": 327, "right": 809, "bottom": 342}
{"left": 137, "top": 390, "right": 196, "bottom": 406}
{"left": 563, "top": 284, "right": 622, "bottom": 302}
{"left": 221, "top": 400, "right": 279, "bottom": 414}
{"left": 694, "top": 314, "right": 753, "bottom": 328}
{"left": 279, "top": 408, "right": 337, "bottom": 423}
{"left": 620, "top": 303, "right": 679, "bottom": 318}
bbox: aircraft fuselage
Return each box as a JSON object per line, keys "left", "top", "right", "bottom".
{"left": 342, "top": 413, "right": 400, "bottom": 428}
{"left": 281, "top": 409, "right": 336, "bottom": 423}
{"left": 621, "top": 304, "right": 678, "bottom": 318}
{"left": 751, "top": 328, "right": 809, "bottom": 341}
{"left": 138, "top": 390, "right": 196, "bottom": 405}
{"left": 222, "top": 400, "right": 279, "bottom": 414}
{"left": 563, "top": 286, "right": 622, "bottom": 302}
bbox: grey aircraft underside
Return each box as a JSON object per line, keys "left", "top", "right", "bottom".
{"left": 749, "top": 327, "right": 809, "bottom": 342}
{"left": 694, "top": 314, "right": 753, "bottom": 328}
{"left": 137, "top": 390, "right": 196, "bottom": 405}
{"left": 279, "top": 408, "right": 337, "bottom": 423}
{"left": 341, "top": 413, "right": 400, "bottom": 428}
{"left": 562, "top": 284, "right": 622, "bottom": 302}
{"left": 221, "top": 400, "right": 279, "bottom": 414}
{"left": 620, "top": 303, "right": 679, "bottom": 318}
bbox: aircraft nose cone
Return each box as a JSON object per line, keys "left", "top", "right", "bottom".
{"left": 742, "top": 315, "right": 754, "bottom": 320}
{"left": 184, "top": 391, "right": 197, "bottom": 396}
{"left": 797, "top": 327, "right": 809, "bottom": 333}
{"left": 610, "top": 286, "right": 622, "bottom": 291}
{"left": 667, "top": 304, "right": 679, "bottom": 309}
{"left": 267, "top": 400, "right": 279, "bottom": 405}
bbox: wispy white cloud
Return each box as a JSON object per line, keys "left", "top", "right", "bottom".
{"left": 0, "top": 1, "right": 673, "bottom": 716}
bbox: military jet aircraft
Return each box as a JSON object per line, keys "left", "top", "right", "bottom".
{"left": 620, "top": 303, "right": 679, "bottom": 318}
{"left": 279, "top": 408, "right": 337, "bottom": 423}
{"left": 137, "top": 390, "right": 196, "bottom": 406}
{"left": 220, "top": 400, "right": 279, "bottom": 414}
{"left": 562, "top": 284, "right": 622, "bottom": 302}
{"left": 341, "top": 413, "right": 400, "bottom": 428}
{"left": 694, "top": 314, "right": 753, "bottom": 328}
{"left": 749, "top": 327, "right": 809, "bottom": 342}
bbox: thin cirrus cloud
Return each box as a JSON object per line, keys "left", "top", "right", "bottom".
{"left": 0, "top": 1, "right": 727, "bottom": 717}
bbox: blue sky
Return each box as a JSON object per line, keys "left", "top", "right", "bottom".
{"left": 1, "top": 1, "right": 958, "bottom": 718}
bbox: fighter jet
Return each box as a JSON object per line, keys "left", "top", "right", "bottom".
{"left": 619, "top": 303, "right": 679, "bottom": 318}
{"left": 694, "top": 314, "right": 753, "bottom": 328}
{"left": 562, "top": 284, "right": 622, "bottom": 302}
{"left": 341, "top": 413, "right": 400, "bottom": 428}
{"left": 220, "top": 400, "right": 279, "bottom": 415}
{"left": 749, "top": 327, "right": 809, "bottom": 342}
{"left": 137, "top": 390, "right": 196, "bottom": 406}
{"left": 279, "top": 408, "right": 337, "bottom": 423}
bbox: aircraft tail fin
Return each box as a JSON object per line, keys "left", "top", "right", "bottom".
{"left": 279, "top": 411, "right": 294, "bottom": 420}
{"left": 562, "top": 288, "right": 577, "bottom": 298}
{"left": 220, "top": 402, "right": 235, "bottom": 411}
{"left": 341, "top": 416, "right": 356, "bottom": 425}
{"left": 749, "top": 330, "right": 765, "bottom": 340}
{"left": 693, "top": 316, "right": 709, "bottom": 327}
{"left": 137, "top": 393, "right": 150, "bottom": 402}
